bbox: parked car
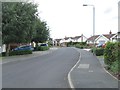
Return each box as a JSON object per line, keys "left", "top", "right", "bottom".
{"left": 96, "top": 43, "right": 103, "bottom": 47}
{"left": 40, "top": 43, "right": 48, "bottom": 47}
{"left": 13, "top": 45, "right": 34, "bottom": 51}
{"left": 102, "top": 43, "right": 106, "bottom": 48}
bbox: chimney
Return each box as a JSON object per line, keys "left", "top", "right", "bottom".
{"left": 109, "top": 30, "right": 112, "bottom": 34}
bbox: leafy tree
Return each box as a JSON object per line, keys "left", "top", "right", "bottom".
{"left": 32, "top": 18, "right": 50, "bottom": 45}
{"left": 2, "top": 2, "right": 38, "bottom": 56}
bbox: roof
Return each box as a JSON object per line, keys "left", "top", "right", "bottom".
{"left": 87, "top": 35, "right": 100, "bottom": 41}
{"left": 55, "top": 35, "right": 87, "bottom": 41}
{"left": 87, "top": 33, "right": 116, "bottom": 41}
{"left": 55, "top": 39, "right": 62, "bottom": 42}
{"left": 103, "top": 34, "right": 116, "bottom": 39}
{"left": 64, "top": 37, "right": 70, "bottom": 40}
{"left": 74, "top": 36, "right": 81, "bottom": 39}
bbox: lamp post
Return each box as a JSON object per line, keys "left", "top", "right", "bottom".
{"left": 83, "top": 4, "right": 95, "bottom": 45}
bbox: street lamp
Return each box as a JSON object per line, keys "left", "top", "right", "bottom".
{"left": 83, "top": 4, "right": 95, "bottom": 45}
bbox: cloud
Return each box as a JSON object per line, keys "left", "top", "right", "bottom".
{"left": 112, "top": 16, "right": 118, "bottom": 20}
{"left": 104, "top": 8, "right": 113, "bottom": 14}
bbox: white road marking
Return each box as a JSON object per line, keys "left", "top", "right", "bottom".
{"left": 78, "top": 64, "right": 89, "bottom": 69}
{"left": 89, "top": 70, "right": 93, "bottom": 72}
{"left": 67, "top": 48, "right": 81, "bottom": 89}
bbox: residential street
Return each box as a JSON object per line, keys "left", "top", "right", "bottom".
{"left": 2, "top": 1, "right": 119, "bottom": 89}
{"left": 2, "top": 47, "right": 119, "bottom": 89}
{"left": 2, "top": 47, "right": 79, "bottom": 88}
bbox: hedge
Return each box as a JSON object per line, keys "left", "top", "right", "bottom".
{"left": 104, "top": 42, "right": 116, "bottom": 65}
{"left": 9, "top": 50, "right": 32, "bottom": 56}
{"left": 75, "top": 44, "right": 83, "bottom": 49}
{"left": 1, "top": 50, "right": 32, "bottom": 56}
{"left": 94, "top": 48, "right": 104, "bottom": 56}
{"left": 35, "top": 46, "right": 49, "bottom": 51}
{"left": 104, "top": 42, "right": 120, "bottom": 74}
{"left": 67, "top": 42, "right": 87, "bottom": 47}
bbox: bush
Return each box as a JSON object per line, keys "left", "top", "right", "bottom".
{"left": 9, "top": 50, "right": 32, "bottom": 56}
{"left": 66, "top": 42, "right": 87, "bottom": 47}
{"left": 94, "top": 48, "right": 104, "bottom": 56}
{"left": 111, "top": 60, "right": 120, "bottom": 73}
{"left": 112, "top": 42, "right": 120, "bottom": 73}
{"left": 1, "top": 52, "right": 6, "bottom": 56}
{"left": 75, "top": 44, "right": 83, "bottom": 49}
{"left": 104, "top": 42, "right": 116, "bottom": 65}
{"left": 104, "top": 42, "right": 120, "bottom": 74}
{"left": 35, "top": 46, "right": 49, "bottom": 51}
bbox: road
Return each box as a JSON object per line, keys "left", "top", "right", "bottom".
{"left": 70, "top": 49, "right": 118, "bottom": 89}
{"left": 2, "top": 47, "right": 79, "bottom": 88}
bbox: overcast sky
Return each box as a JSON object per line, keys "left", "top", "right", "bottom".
{"left": 33, "top": 0, "right": 119, "bottom": 39}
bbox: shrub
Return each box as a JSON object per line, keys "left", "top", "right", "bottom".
{"left": 66, "top": 42, "right": 87, "bottom": 47}
{"left": 35, "top": 46, "right": 49, "bottom": 51}
{"left": 111, "top": 42, "right": 120, "bottom": 73}
{"left": 104, "top": 42, "right": 115, "bottom": 65}
{"left": 111, "top": 60, "right": 120, "bottom": 73}
{"left": 94, "top": 48, "right": 104, "bottom": 56}
{"left": 1, "top": 52, "right": 6, "bottom": 56}
{"left": 104, "top": 42, "right": 120, "bottom": 74}
{"left": 75, "top": 44, "right": 83, "bottom": 49}
{"left": 9, "top": 50, "right": 32, "bottom": 56}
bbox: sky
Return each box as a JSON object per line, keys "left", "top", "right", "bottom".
{"left": 33, "top": 0, "right": 119, "bottom": 39}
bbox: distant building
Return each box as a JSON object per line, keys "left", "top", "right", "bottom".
{"left": 54, "top": 34, "right": 87, "bottom": 46}
{"left": 87, "top": 31, "right": 118, "bottom": 45}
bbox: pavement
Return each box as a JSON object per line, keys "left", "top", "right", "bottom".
{"left": 69, "top": 49, "right": 118, "bottom": 89}
{"left": 1, "top": 47, "right": 58, "bottom": 64}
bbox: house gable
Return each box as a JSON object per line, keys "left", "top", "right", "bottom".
{"left": 95, "top": 35, "right": 109, "bottom": 44}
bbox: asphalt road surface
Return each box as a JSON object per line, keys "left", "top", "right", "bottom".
{"left": 2, "top": 47, "right": 79, "bottom": 88}
{"left": 70, "top": 49, "right": 118, "bottom": 89}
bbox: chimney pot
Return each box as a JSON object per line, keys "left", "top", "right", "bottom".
{"left": 109, "top": 30, "right": 112, "bottom": 34}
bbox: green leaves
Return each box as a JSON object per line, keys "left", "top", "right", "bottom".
{"left": 32, "top": 19, "right": 50, "bottom": 43}
{"left": 104, "top": 42, "right": 120, "bottom": 74}
{"left": 2, "top": 2, "right": 38, "bottom": 44}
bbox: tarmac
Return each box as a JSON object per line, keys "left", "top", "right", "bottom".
{"left": 69, "top": 49, "right": 119, "bottom": 89}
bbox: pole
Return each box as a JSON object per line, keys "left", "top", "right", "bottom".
{"left": 93, "top": 6, "right": 95, "bottom": 38}
{"left": 92, "top": 6, "right": 95, "bottom": 55}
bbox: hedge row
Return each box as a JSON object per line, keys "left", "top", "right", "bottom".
{"left": 104, "top": 42, "right": 120, "bottom": 73}
{"left": 67, "top": 42, "right": 87, "bottom": 46}
{"left": 91, "top": 48, "right": 104, "bottom": 56}
{"left": 34, "top": 46, "right": 49, "bottom": 51}
{"left": 75, "top": 44, "right": 84, "bottom": 49}
{"left": 2, "top": 50, "right": 32, "bottom": 56}
{"left": 67, "top": 41, "right": 88, "bottom": 49}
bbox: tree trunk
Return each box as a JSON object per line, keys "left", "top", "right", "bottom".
{"left": 6, "top": 44, "right": 10, "bottom": 56}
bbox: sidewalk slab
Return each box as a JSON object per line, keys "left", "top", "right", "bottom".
{"left": 70, "top": 49, "right": 118, "bottom": 88}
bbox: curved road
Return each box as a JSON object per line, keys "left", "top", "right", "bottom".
{"left": 2, "top": 47, "right": 79, "bottom": 88}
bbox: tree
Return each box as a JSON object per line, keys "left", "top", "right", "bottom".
{"left": 32, "top": 18, "right": 50, "bottom": 45}
{"left": 2, "top": 2, "right": 38, "bottom": 56}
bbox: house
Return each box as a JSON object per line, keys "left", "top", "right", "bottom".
{"left": 87, "top": 31, "right": 118, "bottom": 46}
{"left": 87, "top": 35, "right": 100, "bottom": 45}
{"left": 72, "top": 34, "right": 87, "bottom": 42}
{"left": 54, "top": 39, "right": 62, "bottom": 46}
{"left": 54, "top": 34, "right": 87, "bottom": 46}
